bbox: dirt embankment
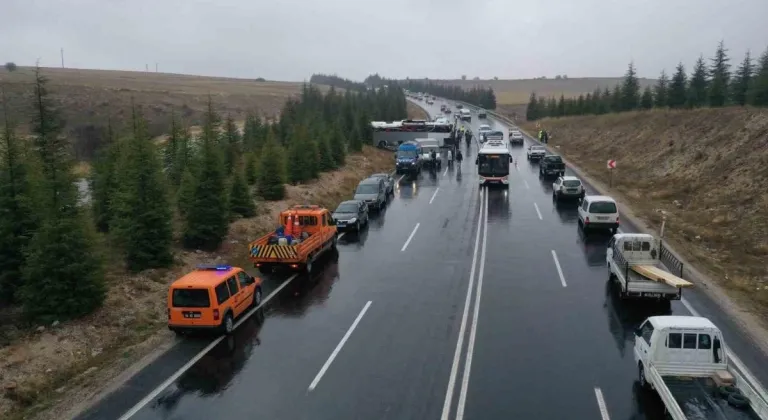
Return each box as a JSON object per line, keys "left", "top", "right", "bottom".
{"left": 406, "top": 101, "right": 429, "bottom": 120}
{"left": 521, "top": 107, "right": 768, "bottom": 321}
{"left": 0, "top": 146, "right": 395, "bottom": 420}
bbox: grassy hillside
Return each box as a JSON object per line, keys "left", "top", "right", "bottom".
{"left": 521, "top": 107, "right": 768, "bottom": 320}
{"left": 416, "top": 77, "right": 658, "bottom": 105}
{"left": 0, "top": 67, "right": 317, "bottom": 160}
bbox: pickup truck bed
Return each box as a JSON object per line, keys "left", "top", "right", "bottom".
{"left": 664, "top": 376, "right": 760, "bottom": 420}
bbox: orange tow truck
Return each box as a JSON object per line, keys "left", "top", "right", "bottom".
{"left": 248, "top": 205, "right": 338, "bottom": 274}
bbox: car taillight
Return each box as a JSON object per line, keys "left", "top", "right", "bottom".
{"left": 585, "top": 217, "right": 590, "bottom": 224}
{"left": 213, "top": 309, "right": 220, "bottom": 321}
{"left": 616, "top": 216, "right": 620, "bottom": 224}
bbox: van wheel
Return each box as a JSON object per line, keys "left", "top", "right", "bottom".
{"left": 223, "top": 313, "right": 234, "bottom": 335}
{"left": 638, "top": 365, "right": 649, "bottom": 389}
{"left": 331, "top": 235, "right": 338, "bottom": 249}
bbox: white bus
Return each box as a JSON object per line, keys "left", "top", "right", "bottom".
{"left": 371, "top": 119, "right": 453, "bottom": 149}
{"left": 476, "top": 138, "right": 513, "bottom": 187}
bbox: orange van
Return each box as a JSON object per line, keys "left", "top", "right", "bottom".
{"left": 167, "top": 265, "right": 263, "bottom": 335}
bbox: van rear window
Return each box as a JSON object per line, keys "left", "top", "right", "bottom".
{"left": 589, "top": 202, "right": 617, "bottom": 214}
{"left": 172, "top": 289, "right": 211, "bottom": 308}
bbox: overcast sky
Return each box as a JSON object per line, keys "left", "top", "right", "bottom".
{"left": 2, "top": 0, "right": 767, "bottom": 81}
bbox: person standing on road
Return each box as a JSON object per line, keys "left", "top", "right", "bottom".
{"left": 447, "top": 148, "right": 453, "bottom": 166}
{"left": 542, "top": 129, "right": 549, "bottom": 144}
{"left": 456, "top": 149, "right": 463, "bottom": 165}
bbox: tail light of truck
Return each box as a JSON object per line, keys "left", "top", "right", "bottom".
{"left": 213, "top": 309, "right": 220, "bottom": 321}
{"left": 616, "top": 216, "right": 620, "bottom": 224}
{"left": 585, "top": 217, "right": 590, "bottom": 224}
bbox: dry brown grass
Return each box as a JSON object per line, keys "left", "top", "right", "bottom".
{"left": 521, "top": 107, "right": 768, "bottom": 321}
{"left": 0, "top": 67, "right": 320, "bottom": 158}
{"left": 406, "top": 102, "right": 429, "bottom": 120}
{"left": 0, "top": 146, "right": 395, "bottom": 420}
{"left": 421, "top": 77, "right": 657, "bottom": 105}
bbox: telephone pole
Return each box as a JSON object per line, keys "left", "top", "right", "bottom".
{"left": 155, "top": 63, "right": 158, "bottom": 72}
{"left": 60, "top": 48, "right": 64, "bottom": 68}
{"left": 145, "top": 64, "right": 149, "bottom": 72}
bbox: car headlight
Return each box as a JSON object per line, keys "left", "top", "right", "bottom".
{"left": 349, "top": 217, "right": 357, "bottom": 223}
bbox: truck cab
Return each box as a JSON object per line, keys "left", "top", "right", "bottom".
{"left": 395, "top": 141, "right": 422, "bottom": 175}
{"left": 539, "top": 154, "right": 566, "bottom": 178}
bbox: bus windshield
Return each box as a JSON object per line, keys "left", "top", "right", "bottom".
{"left": 478, "top": 154, "right": 510, "bottom": 177}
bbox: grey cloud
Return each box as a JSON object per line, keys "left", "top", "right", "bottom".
{"left": 1, "top": 0, "right": 767, "bottom": 81}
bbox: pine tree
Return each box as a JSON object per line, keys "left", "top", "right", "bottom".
{"left": 257, "top": 129, "right": 286, "bottom": 201}
{"left": 731, "top": 51, "right": 754, "bottom": 106}
{"left": 556, "top": 95, "right": 566, "bottom": 116}
{"left": 348, "top": 119, "right": 364, "bottom": 153}
{"left": 526, "top": 92, "right": 539, "bottom": 120}
{"left": 610, "top": 85, "right": 622, "bottom": 112}
{"left": 654, "top": 70, "right": 669, "bottom": 108}
{"left": 640, "top": 86, "right": 654, "bottom": 109}
{"left": 621, "top": 62, "right": 640, "bottom": 111}
{"left": 222, "top": 114, "right": 241, "bottom": 174}
{"left": 244, "top": 152, "right": 258, "bottom": 185}
{"left": 747, "top": 47, "right": 768, "bottom": 106}
{"left": 21, "top": 67, "right": 105, "bottom": 321}
{"left": 176, "top": 168, "right": 196, "bottom": 216}
{"left": 329, "top": 121, "right": 347, "bottom": 166}
{"left": 0, "top": 88, "right": 38, "bottom": 303}
{"left": 242, "top": 113, "right": 262, "bottom": 152}
{"left": 228, "top": 168, "right": 255, "bottom": 219}
{"left": 576, "top": 94, "right": 586, "bottom": 115}
{"left": 668, "top": 63, "right": 688, "bottom": 108}
{"left": 288, "top": 123, "right": 312, "bottom": 184}
{"left": 182, "top": 100, "right": 229, "bottom": 251}
{"left": 357, "top": 108, "right": 373, "bottom": 147}
{"left": 90, "top": 121, "right": 120, "bottom": 232}
{"left": 164, "top": 112, "right": 185, "bottom": 186}
{"left": 111, "top": 106, "right": 174, "bottom": 272}
{"left": 318, "top": 132, "right": 336, "bottom": 171}
{"left": 584, "top": 93, "right": 594, "bottom": 115}
{"left": 708, "top": 41, "right": 731, "bottom": 107}
{"left": 688, "top": 55, "right": 709, "bottom": 108}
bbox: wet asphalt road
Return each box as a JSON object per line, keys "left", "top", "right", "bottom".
{"left": 75, "top": 100, "right": 768, "bottom": 420}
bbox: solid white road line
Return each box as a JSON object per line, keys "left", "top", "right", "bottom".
{"left": 401, "top": 223, "right": 420, "bottom": 252}
{"left": 337, "top": 232, "right": 346, "bottom": 240}
{"left": 455, "top": 190, "right": 489, "bottom": 420}
{"left": 308, "top": 301, "right": 372, "bottom": 391}
{"left": 594, "top": 387, "right": 611, "bottom": 420}
{"left": 533, "top": 202, "right": 543, "bottom": 220}
{"left": 524, "top": 180, "right": 530, "bottom": 189}
{"left": 397, "top": 174, "right": 405, "bottom": 183}
{"left": 440, "top": 189, "right": 485, "bottom": 420}
{"left": 551, "top": 250, "right": 567, "bottom": 287}
{"left": 443, "top": 166, "right": 449, "bottom": 177}
{"left": 118, "top": 273, "right": 299, "bottom": 420}
{"left": 429, "top": 187, "right": 440, "bottom": 204}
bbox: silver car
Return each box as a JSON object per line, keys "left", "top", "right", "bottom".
{"left": 552, "top": 176, "right": 585, "bottom": 201}
{"left": 368, "top": 173, "right": 395, "bottom": 195}
{"left": 354, "top": 178, "right": 387, "bottom": 210}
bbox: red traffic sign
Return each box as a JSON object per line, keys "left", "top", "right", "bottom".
{"left": 607, "top": 159, "right": 617, "bottom": 169}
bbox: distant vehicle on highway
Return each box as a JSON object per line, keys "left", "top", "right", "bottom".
{"left": 509, "top": 130, "right": 524, "bottom": 145}
{"left": 459, "top": 108, "right": 471, "bottom": 122}
{"left": 444, "top": 108, "right": 452, "bottom": 114}
{"left": 634, "top": 315, "right": 768, "bottom": 419}
{"left": 440, "top": 104, "right": 447, "bottom": 111}
{"left": 368, "top": 173, "right": 395, "bottom": 195}
{"left": 552, "top": 176, "right": 585, "bottom": 201}
{"left": 426, "top": 99, "right": 434, "bottom": 105}
{"left": 167, "top": 265, "right": 262, "bottom": 336}
{"left": 456, "top": 103, "right": 463, "bottom": 109}
{"left": 606, "top": 232, "right": 692, "bottom": 302}
{"left": 476, "top": 139, "right": 512, "bottom": 187}
{"left": 477, "top": 124, "right": 492, "bottom": 143}
{"left": 477, "top": 109, "right": 487, "bottom": 119}
{"left": 332, "top": 200, "right": 369, "bottom": 232}
{"left": 527, "top": 145, "right": 546, "bottom": 160}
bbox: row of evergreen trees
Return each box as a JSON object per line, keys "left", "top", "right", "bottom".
{"left": 308, "top": 74, "right": 368, "bottom": 92}
{"left": 526, "top": 42, "right": 768, "bottom": 121}
{"left": 402, "top": 79, "right": 497, "bottom": 110}
{"left": 0, "top": 71, "right": 406, "bottom": 322}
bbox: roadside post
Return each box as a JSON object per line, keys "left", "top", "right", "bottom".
{"left": 607, "top": 159, "right": 617, "bottom": 187}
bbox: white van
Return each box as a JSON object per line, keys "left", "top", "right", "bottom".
{"left": 577, "top": 195, "right": 619, "bottom": 233}
{"left": 460, "top": 108, "right": 471, "bottom": 122}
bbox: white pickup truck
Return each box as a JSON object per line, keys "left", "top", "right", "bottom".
{"left": 635, "top": 315, "right": 768, "bottom": 420}
{"left": 607, "top": 233, "right": 693, "bottom": 304}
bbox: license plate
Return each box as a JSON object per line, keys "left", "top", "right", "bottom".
{"left": 337, "top": 222, "right": 346, "bottom": 226}
{"left": 644, "top": 293, "right": 663, "bottom": 298}
{"left": 567, "top": 189, "right": 578, "bottom": 193}
{"left": 183, "top": 312, "right": 201, "bottom": 319}
{"left": 597, "top": 216, "right": 609, "bottom": 220}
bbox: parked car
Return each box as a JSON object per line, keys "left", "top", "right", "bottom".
{"left": 368, "top": 173, "right": 395, "bottom": 195}
{"left": 332, "top": 200, "right": 369, "bottom": 232}
{"left": 354, "top": 177, "right": 387, "bottom": 210}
